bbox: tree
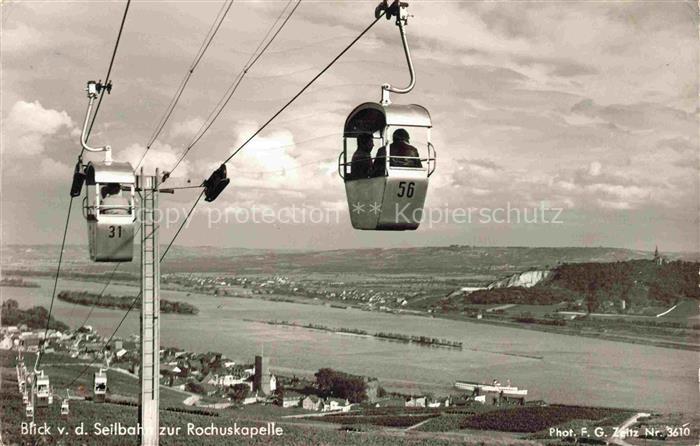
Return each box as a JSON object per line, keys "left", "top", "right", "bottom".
{"left": 314, "top": 368, "right": 336, "bottom": 395}
{"left": 2, "top": 299, "right": 18, "bottom": 310}
{"left": 229, "top": 384, "right": 249, "bottom": 403}
{"left": 314, "top": 368, "right": 367, "bottom": 403}
{"left": 273, "top": 384, "right": 285, "bottom": 405}
{"left": 585, "top": 280, "right": 600, "bottom": 313}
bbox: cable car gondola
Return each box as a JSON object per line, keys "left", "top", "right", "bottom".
{"left": 25, "top": 404, "right": 34, "bottom": 418}
{"left": 74, "top": 81, "right": 136, "bottom": 263}
{"left": 34, "top": 372, "right": 50, "bottom": 408}
{"left": 340, "top": 103, "right": 435, "bottom": 230}
{"left": 339, "top": 1, "right": 436, "bottom": 230}
{"left": 93, "top": 369, "right": 107, "bottom": 403}
{"left": 61, "top": 399, "right": 70, "bottom": 416}
{"left": 83, "top": 161, "right": 136, "bottom": 262}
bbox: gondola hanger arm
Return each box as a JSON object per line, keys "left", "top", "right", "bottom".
{"left": 377, "top": 0, "right": 415, "bottom": 105}
{"left": 81, "top": 81, "right": 113, "bottom": 164}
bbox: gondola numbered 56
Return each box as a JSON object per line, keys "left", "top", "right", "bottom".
{"left": 339, "top": 103, "right": 435, "bottom": 230}
{"left": 339, "top": 1, "right": 436, "bottom": 230}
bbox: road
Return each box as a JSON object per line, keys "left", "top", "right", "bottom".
{"left": 609, "top": 412, "right": 651, "bottom": 446}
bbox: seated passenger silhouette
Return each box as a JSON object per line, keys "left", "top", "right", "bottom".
{"left": 100, "top": 183, "right": 129, "bottom": 215}
{"left": 348, "top": 133, "right": 374, "bottom": 180}
{"left": 371, "top": 128, "right": 422, "bottom": 177}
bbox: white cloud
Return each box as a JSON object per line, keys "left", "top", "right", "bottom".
{"left": 232, "top": 121, "right": 326, "bottom": 191}
{"left": 121, "top": 141, "right": 191, "bottom": 180}
{"left": 1, "top": 23, "right": 44, "bottom": 53}
{"left": 588, "top": 161, "right": 602, "bottom": 177}
{"left": 38, "top": 158, "right": 72, "bottom": 180}
{"left": 3, "top": 100, "right": 75, "bottom": 157}
{"left": 169, "top": 117, "right": 205, "bottom": 139}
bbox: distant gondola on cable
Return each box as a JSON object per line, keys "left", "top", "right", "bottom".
{"left": 338, "top": 0, "right": 436, "bottom": 231}
{"left": 34, "top": 371, "right": 50, "bottom": 408}
{"left": 61, "top": 399, "right": 70, "bottom": 416}
{"left": 93, "top": 369, "right": 108, "bottom": 402}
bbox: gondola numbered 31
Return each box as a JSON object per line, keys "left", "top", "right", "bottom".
{"left": 83, "top": 161, "right": 136, "bottom": 262}
{"left": 73, "top": 81, "right": 137, "bottom": 262}
{"left": 339, "top": 1, "right": 436, "bottom": 230}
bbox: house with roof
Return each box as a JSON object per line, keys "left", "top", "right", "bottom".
{"left": 405, "top": 396, "right": 427, "bottom": 408}
{"left": 0, "top": 336, "right": 13, "bottom": 350}
{"left": 373, "top": 397, "right": 406, "bottom": 408}
{"left": 427, "top": 397, "right": 450, "bottom": 408}
{"left": 321, "top": 398, "right": 352, "bottom": 413}
{"left": 279, "top": 392, "right": 303, "bottom": 408}
{"left": 301, "top": 395, "right": 322, "bottom": 411}
{"left": 21, "top": 334, "right": 41, "bottom": 352}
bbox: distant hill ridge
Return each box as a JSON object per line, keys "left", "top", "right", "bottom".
{"left": 2, "top": 244, "right": 696, "bottom": 276}
{"left": 462, "top": 259, "right": 700, "bottom": 309}
{"left": 487, "top": 270, "right": 551, "bottom": 289}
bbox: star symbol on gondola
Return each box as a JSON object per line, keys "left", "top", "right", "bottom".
{"left": 369, "top": 202, "right": 381, "bottom": 214}
{"left": 352, "top": 202, "right": 365, "bottom": 214}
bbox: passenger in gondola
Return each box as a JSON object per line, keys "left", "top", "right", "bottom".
{"left": 349, "top": 133, "right": 374, "bottom": 180}
{"left": 371, "top": 128, "right": 422, "bottom": 177}
{"left": 100, "top": 183, "right": 129, "bottom": 215}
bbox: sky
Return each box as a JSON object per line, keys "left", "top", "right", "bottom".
{"left": 1, "top": 0, "right": 698, "bottom": 252}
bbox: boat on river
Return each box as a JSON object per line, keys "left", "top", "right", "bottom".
{"left": 455, "top": 379, "right": 528, "bottom": 397}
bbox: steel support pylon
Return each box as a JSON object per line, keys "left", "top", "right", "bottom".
{"left": 139, "top": 169, "right": 160, "bottom": 446}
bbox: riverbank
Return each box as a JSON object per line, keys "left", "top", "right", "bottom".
{"left": 255, "top": 320, "right": 463, "bottom": 349}
{"left": 57, "top": 290, "right": 199, "bottom": 315}
{"left": 7, "top": 269, "right": 698, "bottom": 352}
{"left": 4, "top": 275, "right": 698, "bottom": 412}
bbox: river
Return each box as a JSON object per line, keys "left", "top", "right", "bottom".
{"left": 4, "top": 278, "right": 698, "bottom": 412}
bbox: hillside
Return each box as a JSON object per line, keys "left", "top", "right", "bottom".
{"left": 1, "top": 244, "right": 664, "bottom": 276}
{"left": 459, "top": 259, "right": 700, "bottom": 312}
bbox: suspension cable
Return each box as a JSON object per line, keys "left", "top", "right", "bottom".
{"left": 65, "top": 190, "right": 204, "bottom": 387}
{"left": 221, "top": 13, "right": 383, "bottom": 166}
{"left": 37, "top": 1, "right": 132, "bottom": 371}
{"left": 135, "top": 0, "right": 234, "bottom": 169}
{"left": 71, "top": 264, "right": 121, "bottom": 325}
{"left": 167, "top": 0, "right": 300, "bottom": 177}
{"left": 62, "top": 6, "right": 382, "bottom": 384}
{"left": 84, "top": 0, "right": 132, "bottom": 145}
{"left": 39, "top": 198, "right": 74, "bottom": 362}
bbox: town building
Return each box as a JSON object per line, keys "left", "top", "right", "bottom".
{"left": 253, "top": 355, "right": 276, "bottom": 396}
{"left": 321, "top": 398, "right": 352, "bottom": 412}
{"left": 405, "top": 396, "right": 427, "bottom": 408}
{"left": 301, "top": 395, "right": 322, "bottom": 411}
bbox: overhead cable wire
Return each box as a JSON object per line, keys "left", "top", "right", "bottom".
{"left": 160, "top": 189, "right": 206, "bottom": 260}
{"left": 64, "top": 6, "right": 382, "bottom": 384}
{"left": 65, "top": 190, "right": 204, "bottom": 387}
{"left": 167, "top": 0, "right": 300, "bottom": 177}
{"left": 221, "top": 12, "right": 383, "bottom": 166}
{"left": 135, "top": 0, "right": 234, "bottom": 169}
{"left": 39, "top": 198, "right": 74, "bottom": 363}
{"left": 84, "top": 0, "right": 132, "bottom": 144}
{"left": 38, "top": 0, "right": 132, "bottom": 370}
{"left": 71, "top": 264, "right": 121, "bottom": 325}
